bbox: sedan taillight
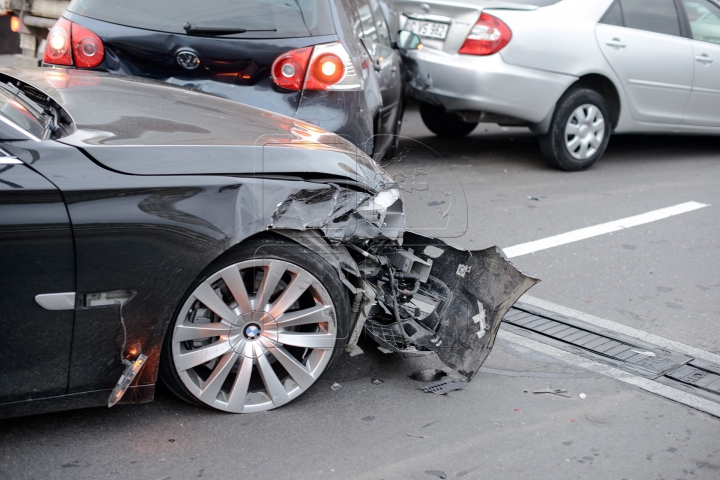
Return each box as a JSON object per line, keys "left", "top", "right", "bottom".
{"left": 43, "top": 17, "right": 105, "bottom": 68}
{"left": 271, "top": 42, "right": 359, "bottom": 91}
{"left": 458, "top": 13, "right": 512, "bottom": 56}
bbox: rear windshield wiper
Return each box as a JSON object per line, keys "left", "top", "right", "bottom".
{"left": 183, "top": 23, "right": 277, "bottom": 36}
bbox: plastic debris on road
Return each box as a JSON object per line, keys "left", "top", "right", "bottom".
{"left": 579, "top": 393, "right": 587, "bottom": 399}
{"left": 533, "top": 388, "right": 571, "bottom": 398}
{"left": 371, "top": 378, "right": 384, "bottom": 385}
{"left": 425, "top": 470, "right": 447, "bottom": 479}
{"left": 331, "top": 382, "right": 341, "bottom": 391}
{"left": 421, "top": 379, "right": 466, "bottom": 395}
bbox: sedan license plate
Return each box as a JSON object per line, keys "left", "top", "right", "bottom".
{"left": 406, "top": 19, "right": 449, "bottom": 40}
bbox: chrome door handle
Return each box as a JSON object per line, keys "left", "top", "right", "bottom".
{"left": 696, "top": 54, "right": 713, "bottom": 64}
{"left": 605, "top": 38, "right": 626, "bottom": 48}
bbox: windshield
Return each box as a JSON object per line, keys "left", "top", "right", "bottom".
{"left": 67, "top": 0, "right": 335, "bottom": 39}
{"left": 0, "top": 90, "right": 46, "bottom": 139}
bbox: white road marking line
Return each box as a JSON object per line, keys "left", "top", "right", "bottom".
{"left": 503, "top": 201, "right": 709, "bottom": 258}
{"left": 519, "top": 295, "right": 720, "bottom": 366}
{"left": 498, "top": 329, "right": 720, "bottom": 418}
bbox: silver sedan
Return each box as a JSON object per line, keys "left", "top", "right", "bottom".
{"left": 394, "top": 0, "right": 720, "bottom": 170}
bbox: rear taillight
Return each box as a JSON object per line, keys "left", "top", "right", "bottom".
{"left": 71, "top": 22, "right": 105, "bottom": 68}
{"left": 271, "top": 42, "right": 359, "bottom": 92}
{"left": 306, "top": 53, "right": 345, "bottom": 90}
{"left": 271, "top": 47, "right": 313, "bottom": 90}
{"left": 43, "top": 17, "right": 105, "bottom": 68}
{"left": 458, "top": 13, "right": 512, "bottom": 56}
{"left": 45, "top": 17, "right": 73, "bottom": 65}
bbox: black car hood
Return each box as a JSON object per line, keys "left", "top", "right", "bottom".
{"left": 0, "top": 67, "right": 391, "bottom": 191}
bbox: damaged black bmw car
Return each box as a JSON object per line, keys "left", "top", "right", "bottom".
{"left": 0, "top": 67, "right": 536, "bottom": 418}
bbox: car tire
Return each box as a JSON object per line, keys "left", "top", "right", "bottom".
{"left": 419, "top": 102, "right": 478, "bottom": 138}
{"left": 160, "top": 235, "right": 351, "bottom": 413}
{"left": 538, "top": 88, "right": 611, "bottom": 171}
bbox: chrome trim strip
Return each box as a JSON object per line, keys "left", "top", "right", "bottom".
{"left": 35, "top": 292, "right": 76, "bottom": 311}
{"left": 0, "top": 114, "right": 41, "bottom": 142}
{"left": 627, "top": 79, "right": 692, "bottom": 91}
{"left": 404, "top": 13, "right": 452, "bottom": 23}
{"left": 693, "top": 86, "right": 720, "bottom": 95}
{"left": 0, "top": 158, "right": 22, "bottom": 165}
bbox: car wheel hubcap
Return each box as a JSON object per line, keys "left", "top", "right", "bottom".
{"left": 171, "top": 259, "right": 337, "bottom": 413}
{"left": 565, "top": 104, "right": 605, "bottom": 160}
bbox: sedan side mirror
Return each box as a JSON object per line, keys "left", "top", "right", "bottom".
{"left": 395, "top": 30, "right": 423, "bottom": 50}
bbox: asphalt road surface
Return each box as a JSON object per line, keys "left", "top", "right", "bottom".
{"left": 2, "top": 104, "right": 719, "bottom": 480}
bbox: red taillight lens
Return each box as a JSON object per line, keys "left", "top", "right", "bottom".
{"left": 71, "top": 22, "right": 105, "bottom": 68}
{"left": 44, "top": 17, "right": 73, "bottom": 66}
{"left": 305, "top": 53, "right": 345, "bottom": 90}
{"left": 10, "top": 16, "right": 21, "bottom": 33}
{"left": 43, "top": 18, "right": 105, "bottom": 68}
{"left": 271, "top": 46, "right": 348, "bottom": 91}
{"left": 271, "top": 47, "right": 313, "bottom": 91}
{"left": 458, "top": 13, "right": 512, "bottom": 56}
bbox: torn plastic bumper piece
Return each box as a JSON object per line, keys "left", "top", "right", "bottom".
{"left": 268, "top": 181, "right": 537, "bottom": 381}
{"left": 359, "top": 232, "right": 538, "bottom": 381}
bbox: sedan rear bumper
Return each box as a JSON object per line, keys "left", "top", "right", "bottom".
{"left": 403, "top": 48, "right": 577, "bottom": 123}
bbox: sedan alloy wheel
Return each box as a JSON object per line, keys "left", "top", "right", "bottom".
{"left": 169, "top": 258, "right": 338, "bottom": 413}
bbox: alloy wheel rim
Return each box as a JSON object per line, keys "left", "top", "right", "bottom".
{"left": 564, "top": 104, "right": 605, "bottom": 160}
{"left": 171, "top": 259, "right": 337, "bottom": 413}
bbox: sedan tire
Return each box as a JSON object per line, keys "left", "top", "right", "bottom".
{"left": 539, "top": 88, "right": 611, "bottom": 171}
{"left": 419, "top": 102, "right": 478, "bottom": 138}
{"left": 160, "top": 236, "right": 350, "bottom": 413}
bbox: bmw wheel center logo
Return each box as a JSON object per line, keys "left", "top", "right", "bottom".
{"left": 244, "top": 323, "right": 261, "bottom": 340}
{"left": 176, "top": 50, "right": 201, "bottom": 70}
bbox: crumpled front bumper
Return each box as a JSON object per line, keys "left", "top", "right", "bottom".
{"left": 271, "top": 182, "right": 538, "bottom": 380}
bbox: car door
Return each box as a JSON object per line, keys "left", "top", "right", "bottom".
{"left": 353, "top": 0, "right": 403, "bottom": 157}
{"left": 597, "top": 0, "right": 694, "bottom": 124}
{"left": 679, "top": 0, "right": 720, "bottom": 127}
{"left": 0, "top": 145, "right": 76, "bottom": 403}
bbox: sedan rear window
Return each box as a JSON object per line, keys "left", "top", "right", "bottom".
{"left": 67, "top": 0, "right": 335, "bottom": 39}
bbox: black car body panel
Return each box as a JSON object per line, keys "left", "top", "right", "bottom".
{"left": 2, "top": 139, "right": 345, "bottom": 395}
{"left": 0, "top": 67, "right": 536, "bottom": 419}
{"left": 0, "top": 67, "right": 390, "bottom": 190}
{"left": 0, "top": 162, "right": 75, "bottom": 403}
{"left": 56, "top": 0, "right": 402, "bottom": 159}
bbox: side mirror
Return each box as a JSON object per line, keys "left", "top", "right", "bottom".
{"left": 395, "top": 30, "right": 423, "bottom": 50}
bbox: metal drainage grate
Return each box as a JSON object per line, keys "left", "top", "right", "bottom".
{"left": 502, "top": 302, "right": 720, "bottom": 404}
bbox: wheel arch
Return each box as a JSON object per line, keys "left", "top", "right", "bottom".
{"left": 567, "top": 73, "right": 621, "bottom": 130}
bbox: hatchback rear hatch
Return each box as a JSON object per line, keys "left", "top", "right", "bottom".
{"left": 61, "top": 0, "right": 338, "bottom": 117}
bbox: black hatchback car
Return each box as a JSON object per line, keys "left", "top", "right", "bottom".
{"left": 42, "top": 0, "right": 404, "bottom": 160}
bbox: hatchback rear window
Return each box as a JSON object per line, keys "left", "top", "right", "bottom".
{"left": 67, "top": 0, "right": 335, "bottom": 39}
